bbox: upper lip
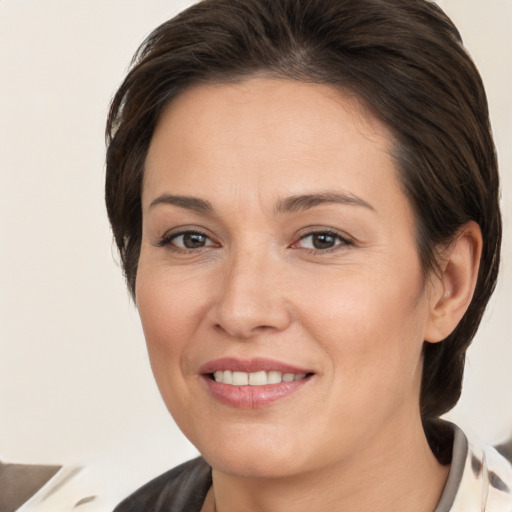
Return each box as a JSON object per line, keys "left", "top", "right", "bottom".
{"left": 199, "top": 357, "right": 313, "bottom": 375}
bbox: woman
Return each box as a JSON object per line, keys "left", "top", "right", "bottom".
{"left": 105, "top": 0, "right": 512, "bottom": 510}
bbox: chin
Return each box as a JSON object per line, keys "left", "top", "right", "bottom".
{"left": 191, "top": 424, "right": 310, "bottom": 479}
{"left": 206, "top": 450, "right": 303, "bottom": 479}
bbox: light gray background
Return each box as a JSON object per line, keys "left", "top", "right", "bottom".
{"left": 0, "top": 0, "right": 511, "bottom": 496}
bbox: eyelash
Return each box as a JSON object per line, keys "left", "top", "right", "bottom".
{"left": 156, "top": 230, "right": 218, "bottom": 251}
{"left": 156, "top": 228, "right": 353, "bottom": 254}
{"left": 292, "top": 230, "right": 353, "bottom": 253}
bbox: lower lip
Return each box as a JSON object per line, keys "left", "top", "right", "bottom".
{"left": 202, "top": 375, "right": 311, "bottom": 409}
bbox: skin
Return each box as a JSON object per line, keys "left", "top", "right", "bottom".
{"left": 136, "top": 78, "right": 481, "bottom": 511}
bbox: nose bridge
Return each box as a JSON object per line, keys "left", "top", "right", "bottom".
{"left": 213, "top": 239, "right": 291, "bottom": 338}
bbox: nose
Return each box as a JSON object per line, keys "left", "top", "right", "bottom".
{"left": 211, "top": 247, "right": 293, "bottom": 339}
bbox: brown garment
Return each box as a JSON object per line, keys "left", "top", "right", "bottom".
{"left": 0, "top": 461, "right": 61, "bottom": 512}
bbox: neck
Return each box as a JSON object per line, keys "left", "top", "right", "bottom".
{"left": 207, "top": 415, "right": 449, "bottom": 512}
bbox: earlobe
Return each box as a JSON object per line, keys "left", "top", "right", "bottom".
{"left": 424, "top": 221, "right": 482, "bottom": 343}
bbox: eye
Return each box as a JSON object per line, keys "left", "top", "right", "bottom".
{"left": 158, "top": 230, "right": 217, "bottom": 250}
{"left": 294, "top": 231, "right": 351, "bottom": 251}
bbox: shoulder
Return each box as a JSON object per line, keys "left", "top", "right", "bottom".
{"left": 113, "top": 457, "right": 211, "bottom": 512}
{"left": 479, "top": 441, "right": 512, "bottom": 510}
{"left": 450, "top": 425, "right": 512, "bottom": 511}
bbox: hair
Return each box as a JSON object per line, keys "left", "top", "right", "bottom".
{"left": 105, "top": 0, "right": 501, "bottom": 424}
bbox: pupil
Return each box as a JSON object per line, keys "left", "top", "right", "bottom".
{"left": 184, "top": 233, "right": 206, "bottom": 248}
{"left": 313, "top": 234, "right": 335, "bottom": 249}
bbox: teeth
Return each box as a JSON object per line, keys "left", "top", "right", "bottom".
{"left": 214, "top": 370, "right": 232, "bottom": 384}
{"left": 248, "top": 371, "right": 267, "bottom": 385}
{"left": 213, "top": 370, "right": 308, "bottom": 386}
{"left": 267, "top": 371, "right": 282, "bottom": 384}
{"left": 232, "top": 371, "right": 249, "bottom": 385}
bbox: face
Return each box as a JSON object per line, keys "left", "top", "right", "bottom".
{"left": 137, "top": 78, "right": 437, "bottom": 478}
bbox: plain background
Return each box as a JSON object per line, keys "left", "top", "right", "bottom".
{"left": 0, "top": 0, "right": 511, "bottom": 494}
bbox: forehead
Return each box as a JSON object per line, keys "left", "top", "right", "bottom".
{"left": 143, "top": 78, "right": 404, "bottom": 219}
{"left": 149, "top": 77, "right": 391, "bottom": 157}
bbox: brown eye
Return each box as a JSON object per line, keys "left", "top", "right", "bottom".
{"left": 161, "top": 231, "right": 216, "bottom": 249}
{"left": 296, "top": 231, "right": 351, "bottom": 251}
{"left": 180, "top": 233, "right": 208, "bottom": 248}
{"left": 311, "top": 233, "right": 337, "bottom": 249}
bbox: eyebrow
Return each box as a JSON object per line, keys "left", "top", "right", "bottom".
{"left": 275, "top": 192, "right": 375, "bottom": 214}
{"left": 148, "top": 191, "right": 375, "bottom": 215}
{"left": 149, "top": 194, "right": 214, "bottom": 214}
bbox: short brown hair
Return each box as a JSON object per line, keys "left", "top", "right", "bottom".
{"left": 106, "top": 0, "right": 501, "bottom": 420}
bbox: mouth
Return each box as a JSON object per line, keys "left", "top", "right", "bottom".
{"left": 209, "top": 370, "right": 312, "bottom": 386}
{"left": 199, "top": 358, "right": 315, "bottom": 408}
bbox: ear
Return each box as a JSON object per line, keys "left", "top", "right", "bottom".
{"left": 424, "top": 221, "right": 483, "bottom": 343}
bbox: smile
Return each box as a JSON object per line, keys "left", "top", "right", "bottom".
{"left": 212, "top": 370, "right": 307, "bottom": 385}
{"left": 200, "top": 358, "right": 314, "bottom": 408}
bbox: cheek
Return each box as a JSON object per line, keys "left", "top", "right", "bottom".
{"left": 137, "top": 257, "right": 206, "bottom": 336}
{"left": 135, "top": 262, "right": 207, "bottom": 386}
{"left": 300, "top": 260, "right": 428, "bottom": 385}
{"left": 135, "top": 265, "right": 212, "bottom": 436}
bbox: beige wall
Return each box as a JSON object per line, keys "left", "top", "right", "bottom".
{"left": 0, "top": 0, "right": 510, "bottom": 488}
